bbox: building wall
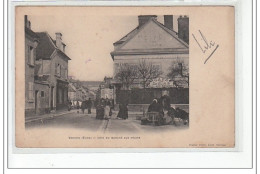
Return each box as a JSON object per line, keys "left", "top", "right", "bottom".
{"left": 25, "top": 35, "right": 37, "bottom": 116}
{"left": 68, "top": 91, "right": 76, "bottom": 101}
{"left": 113, "top": 54, "right": 189, "bottom": 78}
{"left": 51, "top": 53, "right": 69, "bottom": 81}
{"left": 34, "top": 83, "right": 50, "bottom": 115}
{"left": 101, "top": 88, "right": 113, "bottom": 99}
{"left": 76, "top": 90, "right": 83, "bottom": 101}
{"left": 121, "top": 21, "right": 184, "bottom": 50}
{"left": 49, "top": 52, "right": 69, "bottom": 109}
{"left": 35, "top": 59, "right": 51, "bottom": 75}
{"left": 178, "top": 16, "right": 189, "bottom": 44}
{"left": 35, "top": 52, "right": 69, "bottom": 110}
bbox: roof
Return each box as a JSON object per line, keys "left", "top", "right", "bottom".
{"left": 35, "top": 32, "right": 71, "bottom": 60}
{"left": 25, "top": 27, "right": 39, "bottom": 40}
{"left": 113, "top": 26, "right": 140, "bottom": 46}
{"left": 69, "top": 83, "right": 77, "bottom": 92}
{"left": 34, "top": 64, "right": 41, "bottom": 75}
{"left": 111, "top": 18, "right": 189, "bottom": 58}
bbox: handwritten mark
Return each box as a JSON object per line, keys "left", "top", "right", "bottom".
{"left": 204, "top": 45, "right": 219, "bottom": 64}
{"left": 192, "top": 30, "right": 219, "bottom": 64}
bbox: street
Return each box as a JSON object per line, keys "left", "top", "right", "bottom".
{"left": 26, "top": 109, "right": 189, "bottom": 133}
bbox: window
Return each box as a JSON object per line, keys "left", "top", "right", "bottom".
{"left": 56, "top": 63, "right": 61, "bottom": 77}
{"left": 27, "top": 46, "right": 34, "bottom": 66}
{"left": 28, "top": 82, "right": 34, "bottom": 102}
{"left": 64, "top": 68, "right": 68, "bottom": 79}
{"left": 41, "top": 91, "right": 45, "bottom": 97}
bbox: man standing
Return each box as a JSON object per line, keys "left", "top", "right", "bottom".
{"left": 81, "top": 100, "right": 87, "bottom": 114}
{"left": 87, "top": 98, "right": 92, "bottom": 114}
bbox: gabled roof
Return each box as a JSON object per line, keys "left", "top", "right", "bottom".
{"left": 113, "top": 26, "right": 140, "bottom": 46}
{"left": 111, "top": 18, "right": 189, "bottom": 58}
{"left": 25, "top": 27, "right": 39, "bottom": 40}
{"left": 36, "top": 32, "right": 71, "bottom": 60}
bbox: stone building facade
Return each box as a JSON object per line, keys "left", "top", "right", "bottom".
{"left": 24, "top": 16, "right": 40, "bottom": 116}
{"left": 110, "top": 15, "right": 189, "bottom": 104}
{"left": 35, "top": 32, "right": 71, "bottom": 110}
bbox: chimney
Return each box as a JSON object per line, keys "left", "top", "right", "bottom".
{"left": 24, "top": 15, "right": 27, "bottom": 28}
{"left": 55, "top": 32, "right": 63, "bottom": 51}
{"left": 24, "top": 15, "right": 31, "bottom": 29}
{"left": 164, "top": 15, "right": 173, "bottom": 30}
{"left": 177, "top": 15, "right": 189, "bottom": 44}
{"left": 138, "top": 15, "right": 157, "bottom": 26}
{"left": 62, "top": 43, "right": 66, "bottom": 52}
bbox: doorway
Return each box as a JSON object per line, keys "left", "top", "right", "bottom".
{"left": 50, "top": 86, "right": 54, "bottom": 110}
{"left": 35, "top": 90, "right": 38, "bottom": 114}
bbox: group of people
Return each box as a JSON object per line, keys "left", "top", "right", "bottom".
{"left": 96, "top": 98, "right": 114, "bottom": 119}
{"left": 67, "top": 95, "right": 188, "bottom": 125}
{"left": 95, "top": 98, "right": 129, "bottom": 120}
{"left": 67, "top": 98, "right": 93, "bottom": 114}
{"left": 147, "top": 95, "right": 189, "bottom": 125}
{"left": 81, "top": 98, "right": 93, "bottom": 114}
{"left": 147, "top": 95, "right": 170, "bottom": 115}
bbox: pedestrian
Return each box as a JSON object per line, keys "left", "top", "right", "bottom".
{"left": 87, "top": 98, "right": 92, "bottom": 114}
{"left": 148, "top": 98, "right": 164, "bottom": 120}
{"left": 96, "top": 101, "right": 104, "bottom": 120}
{"left": 148, "top": 99, "right": 160, "bottom": 112}
{"left": 81, "top": 100, "right": 87, "bottom": 114}
{"left": 67, "top": 100, "right": 72, "bottom": 111}
{"left": 111, "top": 99, "right": 115, "bottom": 110}
{"left": 123, "top": 103, "right": 128, "bottom": 119}
{"left": 76, "top": 101, "right": 80, "bottom": 109}
{"left": 104, "top": 99, "right": 111, "bottom": 119}
{"left": 117, "top": 102, "right": 128, "bottom": 120}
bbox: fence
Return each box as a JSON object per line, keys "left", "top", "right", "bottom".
{"left": 116, "top": 88, "right": 189, "bottom": 104}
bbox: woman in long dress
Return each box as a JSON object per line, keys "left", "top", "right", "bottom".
{"left": 104, "top": 100, "right": 111, "bottom": 119}
{"left": 117, "top": 103, "right": 128, "bottom": 120}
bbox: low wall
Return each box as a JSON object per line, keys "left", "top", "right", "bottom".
{"left": 114, "top": 104, "right": 189, "bottom": 113}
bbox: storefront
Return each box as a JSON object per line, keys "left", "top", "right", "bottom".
{"left": 56, "top": 79, "right": 69, "bottom": 110}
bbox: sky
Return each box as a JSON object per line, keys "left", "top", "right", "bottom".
{"left": 29, "top": 15, "right": 178, "bottom": 81}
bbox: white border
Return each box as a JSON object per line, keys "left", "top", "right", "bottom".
{"left": 4, "top": 0, "right": 255, "bottom": 170}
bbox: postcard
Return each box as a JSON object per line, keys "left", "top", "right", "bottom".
{"left": 15, "top": 6, "right": 234, "bottom": 148}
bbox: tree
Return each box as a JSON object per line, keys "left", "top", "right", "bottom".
{"left": 114, "top": 63, "right": 138, "bottom": 90}
{"left": 136, "top": 59, "right": 163, "bottom": 89}
{"left": 167, "top": 60, "right": 189, "bottom": 88}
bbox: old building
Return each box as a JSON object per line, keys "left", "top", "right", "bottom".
{"left": 178, "top": 15, "right": 189, "bottom": 44}
{"left": 25, "top": 16, "right": 40, "bottom": 116}
{"left": 68, "top": 83, "right": 77, "bottom": 101}
{"left": 35, "top": 32, "right": 71, "bottom": 110}
{"left": 98, "top": 77, "right": 114, "bottom": 100}
{"left": 110, "top": 15, "right": 189, "bottom": 105}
